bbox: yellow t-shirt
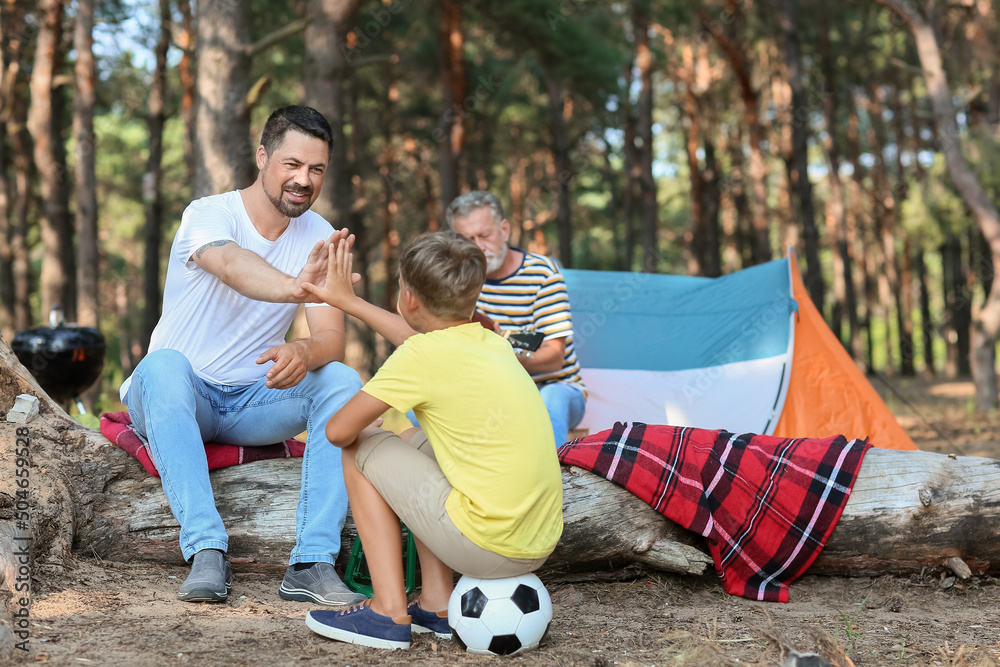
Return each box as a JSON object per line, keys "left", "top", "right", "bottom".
{"left": 362, "top": 322, "right": 564, "bottom": 559}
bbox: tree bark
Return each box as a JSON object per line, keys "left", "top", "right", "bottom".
{"left": 680, "top": 43, "right": 705, "bottom": 277}
{"left": 728, "top": 125, "right": 753, "bottom": 269}
{"left": 621, "top": 62, "right": 638, "bottom": 271}
{"left": 877, "top": 0, "right": 1000, "bottom": 411}
{"left": 541, "top": 67, "right": 573, "bottom": 268}
{"left": 818, "top": 2, "right": 858, "bottom": 355}
{"left": 28, "top": 0, "right": 74, "bottom": 322}
{"left": 701, "top": 137, "right": 721, "bottom": 278}
{"left": 73, "top": 0, "right": 98, "bottom": 330}
{"left": 303, "top": 0, "right": 361, "bottom": 228}
{"left": 888, "top": 88, "right": 914, "bottom": 377}
{"left": 0, "top": 120, "right": 11, "bottom": 340}
{"left": 193, "top": 0, "right": 252, "bottom": 198}
{"left": 175, "top": 0, "right": 195, "bottom": 185}
{"left": 899, "top": 238, "right": 916, "bottom": 376}
{"left": 704, "top": 2, "right": 769, "bottom": 266}
{"left": 0, "top": 0, "right": 21, "bottom": 340}
{"left": 140, "top": 0, "right": 171, "bottom": 357}
{"left": 379, "top": 63, "right": 397, "bottom": 315}
{"left": 946, "top": 235, "right": 972, "bottom": 377}
{"left": 8, "top": 75, "right": 31, "bottom": 333}
{"left": 845, "top": 102, "right": 868, "bottom": 368}
{"left": 436, "top": 0, "right": 465, "bottom": 216}
{"left": 633, "top": 3, "right": 658, "bottom": 272}
{"left": 914, "top": 250, "right": 935, "bottom": 377}
{"left": 778, "top": 0, "right": 822, "bottom": 309}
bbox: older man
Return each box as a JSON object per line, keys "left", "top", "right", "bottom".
{"left": 446, "top": 190, "right": 587, "bottom": 445}
{"left": 121, "top": 106, "right": 366, "bottom": 606}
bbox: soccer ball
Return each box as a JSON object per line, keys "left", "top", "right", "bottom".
{"left": 448, "top": 573, "right": 553, "bottom": 656}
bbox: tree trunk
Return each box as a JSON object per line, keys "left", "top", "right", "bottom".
{"left": 864, "top": 86, "right": 899, "bottom": 376}
{"left": 680, "top": 43, "right": 705, "bottom": 277}
{"left": 8, "top": 86, "right": 31, "bottom": 333}
{"left": 436, "top": 0, "right": 465, "bottom": 216}
{"left": 845, "top": 103, "right": 867, "bottom": 367}
{"left": 0, "top": 0, "right": 18, "bottom": 340}
{"left": 73, "top": 0, "right": 98, "bottom": 331}
{"left": 888, "top": 90, "right": 914, "bottom": 378}
{"left": 778, "top": 0, "right": 822, "bottom": 309}
{"left": 978, "top": 229, "right": 996, "bottom": 310}
{"left": 304, "top": 0, "right": 361, "bottom": 228}
{"left": 0, "top": 121, "right": 11, "bottom": 340}
{"left": 915, "top": 249, "right": 935, "bottom": 377}
{"left": 193, "top": 0, "right": 252, "bottom": 198}
{"left": 701, "top": 137, "right": 722, "bottom": 278}
{"left": 728, "top": 125, "right": 753, "bottom": 269}
{"left": 877, "top": 0, "right": 1000, "bottom": 411}
{"left": 176, "top": 0, "right": 195, "bottom": 185}
{"left": 899, "top": 238, "right": 916, "bottom": 376}
{"left": 28, "top": 0, "right": 74, "bottom": 322}
{"left": 621, "top": 63, "right": 638, "bottom": 271}
{"left": 705, "top": 2, "right": 769, "bottom": 266}
{"left": 379, "top": 64, "right": 397, "bottom": 316}
{"left": 601, "top": 143, "right": 625, "bottom": 271}
{"left": 633, "top": 3, "right": 658, "bottom": 272}
{"left": 140, "top": 0, "right": 171, "bottom": 357}
{"left": 5, "top": 347, "right": 1000, "bottom": 588}
{"left": 942, "top": 236, "right": 971, "bottom": 378}
{"left": 541, "top": 68, "right": 573, "bottom": 268}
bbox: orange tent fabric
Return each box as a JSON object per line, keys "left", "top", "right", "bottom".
{"left": 773, "top": 257, "right": 916, "bottom": 450}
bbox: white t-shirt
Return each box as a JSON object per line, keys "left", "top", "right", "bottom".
{"left": 120, "top": 190, "right": 334, "bottom": 403}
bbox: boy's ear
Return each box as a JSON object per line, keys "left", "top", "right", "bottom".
{"left": 403, "top": 287, "right": 421, "bottom": 313}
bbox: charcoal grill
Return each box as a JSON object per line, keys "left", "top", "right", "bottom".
{"left": 11, "top": 306, "right": 106, "bottom": 413}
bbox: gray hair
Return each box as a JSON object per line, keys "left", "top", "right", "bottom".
{"left": 444, "top": 191, "right": 506, "bottom": 229}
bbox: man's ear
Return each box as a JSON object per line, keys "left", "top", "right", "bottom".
{"left": 500, "top": 218, "right": 511, "bottom": 243}
{"left": 256, "top": 145, "right": 268, "bottom": 170}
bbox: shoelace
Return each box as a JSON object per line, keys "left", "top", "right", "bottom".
{"left": 340, "top": 599, "right": 372, "bottom": 616}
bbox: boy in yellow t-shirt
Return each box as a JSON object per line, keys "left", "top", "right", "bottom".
{"left": 299, "top": 231, "right": 563, "bottom": 650}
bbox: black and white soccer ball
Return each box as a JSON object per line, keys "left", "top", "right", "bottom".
{"left": 447, "top": 573, "right": 553, "bottom": 656}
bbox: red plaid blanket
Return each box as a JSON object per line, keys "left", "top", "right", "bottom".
{"left": 100, "top": 412, "right": 305, "bottom": 478}
{"left": 557, "top": 422, "right": 871, "bottom": 602}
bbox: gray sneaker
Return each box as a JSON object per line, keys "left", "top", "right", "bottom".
{"left": 178, "top": 549, "right": 232, "bottom": 602}
{"left": 279, "top": 562, "right": 367, "bottom": 606}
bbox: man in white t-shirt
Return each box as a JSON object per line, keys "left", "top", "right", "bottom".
{"left": 121, "top": 106, "right": 366, "bottom": 606}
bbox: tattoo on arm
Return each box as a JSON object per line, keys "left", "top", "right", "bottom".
{"left": 195, "top": 240, "right": 234, "bottom": 259}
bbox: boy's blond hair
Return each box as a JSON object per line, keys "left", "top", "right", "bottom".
{"left": 399, "top": 231, "right": 487, "bottom": 320}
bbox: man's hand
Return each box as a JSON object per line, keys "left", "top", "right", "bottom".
{"left": 256, "top": 340, "right": 311, "bottom": 389}
{"left": 300, "top": 238, "right": 359, "bottom": 309}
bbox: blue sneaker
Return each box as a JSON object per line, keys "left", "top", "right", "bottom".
{"left": 306, "top": 601, "right": 412, "bottom": 650}
{"left": 407, "top": 601, "right": 452, "bottom": 639}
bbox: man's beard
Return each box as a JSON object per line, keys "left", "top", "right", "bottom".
{"left": 485, "top": 243, "right": 507, "bottom": 274}
{"left": 264, "top": 179, "right": 313, "bottom": 218}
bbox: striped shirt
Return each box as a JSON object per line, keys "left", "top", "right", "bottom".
{"left": 475, "top": 249, "right": 586, "bottom": 393}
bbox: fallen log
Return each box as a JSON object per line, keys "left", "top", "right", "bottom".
{"left": 1, "top": 339, "right": 999, "bottom": 591}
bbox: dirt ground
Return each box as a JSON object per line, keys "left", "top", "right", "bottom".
{"left": 17, "top": 378, "right": 1000, "bottom": 666}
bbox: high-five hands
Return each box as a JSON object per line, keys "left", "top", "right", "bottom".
{"left": 292, "top": 229, "right": 360, "bottom": 302}
{"left": 300, "top": 238, "right": 358, "bottom": 309}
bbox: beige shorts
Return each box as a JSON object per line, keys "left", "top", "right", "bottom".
{"left": 355, "top": 428, "right": 548, "bottom": 578}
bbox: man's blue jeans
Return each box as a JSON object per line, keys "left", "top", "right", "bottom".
{"left": 539, "top": 381, "right": 586, "bottom": 446}
{"left": 126, "top": 348, "right": 362, "bottom": 564}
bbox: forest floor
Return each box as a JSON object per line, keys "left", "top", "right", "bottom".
{"left": 18, "top": 377, "right": 1000, "bottom": 667}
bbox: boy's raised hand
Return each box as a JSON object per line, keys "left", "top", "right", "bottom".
{"left": 301, "top": 238, "right": 358, "bottom": 308}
